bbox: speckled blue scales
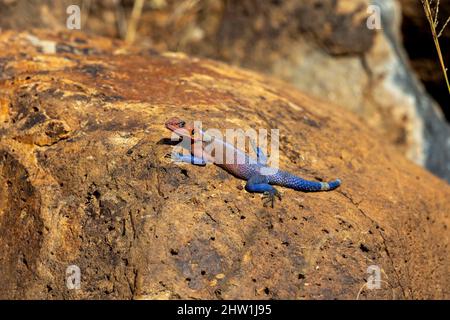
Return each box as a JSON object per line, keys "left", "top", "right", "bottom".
{"left": 215, "top": 162, "right": 341, "bottom": 193}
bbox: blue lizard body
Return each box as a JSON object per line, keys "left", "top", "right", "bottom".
{"left": 165, "top": 118, "right": 341, "bottom": 207}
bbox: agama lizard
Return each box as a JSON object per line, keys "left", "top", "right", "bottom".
{"left": 165, "top": 117, "right": 341, "bottom": 207}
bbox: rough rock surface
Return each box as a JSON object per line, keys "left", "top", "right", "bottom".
{"left": 0, "top": 30, "right": 449, "bottom": 299}
{"left": 1, "top": 0, "right": 449, "bottom": 181}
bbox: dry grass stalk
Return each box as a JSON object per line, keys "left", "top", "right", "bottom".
{"left": 421, "top": 0, "right": 450, "bottom": 97}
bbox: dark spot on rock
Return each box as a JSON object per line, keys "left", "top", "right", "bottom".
{"left": 298, "top": 273, "right": 306, "bottom": 280}
{"left": 82, "top": 47, "right": 97, "bottom": 55}
{"left": 314, "top": 1, "right": 323, "bottom": 9}
{"left": 57, "top": 43, "right": 97, "bottom": 55}
{"left": 45, "top": 121, "right": 69, "bottom": 139}
{"left": 74, "top": 37, "right": 87, "bottom": 44}
{"left": 42, "top": 88, "right": 64, "bottom": 99}
{"left": 56, "top": 43, "right": 76, "bottom": 54}
{"left": 92, "top": 93, "right": 124, "bottom": 102}
{"left": 82, "top": 64, "right": 104, "bottom": 78}
{"left": 21, "top": 112, "right": 47, "bottom": 130}
{"left": 68, "top": 94, "right": 90, "bottom": 102}
{"left": 359, "top": 243, "right": 370, "bottom": 253}
{"left": 93, "top": 190, "right": 101, "bottom": 199}
{"left": 303, "top": 117, "right": 321, "bottom": 128}
{"left": 145, "top": 48, "right": 161, "bottom": 56}
{"left": 180, "top": 169, "right": 189, "bottom": 178}
{"left": 394, "top": 128, "right": 408, "bottom": 145}
{"left": 216, "top": 170, "right": 230, "bottom": 181}
{"left": 170, "top": 248, "right": 178, "bottom": 255}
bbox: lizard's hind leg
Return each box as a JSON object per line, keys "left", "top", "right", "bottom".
{"left": 245, "top": 174, "right": 282, "bottom": 208}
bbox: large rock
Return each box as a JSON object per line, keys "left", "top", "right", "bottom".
{"left": 1, "top": 1, "right": 449, "bottom": 181}
{"left": 0, "top": 30, "right": 449, "bottom": 299}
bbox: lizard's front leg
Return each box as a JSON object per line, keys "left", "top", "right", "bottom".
{"left": 250, "top": 138, "right": 268, "bottom": 165}
{"left": 166, "top": 138, "right": 212, "bottom": 166}
{"left": 166, "top": 152, "right": 207, "bottom": 166}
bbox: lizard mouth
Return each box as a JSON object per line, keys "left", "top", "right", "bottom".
{"left": 165, "top": 117, "right": 182, "bottom": 130}
{"left": 165, "top": 118, "right": 191, "bottom": 139}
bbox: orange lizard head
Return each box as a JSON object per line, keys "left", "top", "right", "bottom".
{"left": 165, "top": 117, "right": 197, "bottom": 141}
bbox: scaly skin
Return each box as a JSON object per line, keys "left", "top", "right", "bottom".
{"left": 165, "top": 117, "right": 341, "bottom": 207}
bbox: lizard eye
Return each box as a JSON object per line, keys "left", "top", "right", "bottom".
{"left": 178, "top": 121, "right": 186, "bottom": 128}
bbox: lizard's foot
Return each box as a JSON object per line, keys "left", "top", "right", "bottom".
{"left": 262, "top": 189, "right": 282, "bottom": 208}
{"left": 164, "top": 152, "right": 185, "bottom": 163}
{"left": 164, "top": 153, "right": 180, "bottom": 162}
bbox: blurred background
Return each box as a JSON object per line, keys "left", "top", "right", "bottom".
{"left": 0, "top": 0, "right": 449, "bottom": 182}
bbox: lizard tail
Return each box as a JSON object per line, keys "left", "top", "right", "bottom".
{"left": 319, "top": 178, "right": 341, "bottom": 191}
{"left": 271, "top": 171, "right": 341, "bottom": 192}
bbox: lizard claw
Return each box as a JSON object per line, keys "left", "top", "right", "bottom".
{"left": 262, "top": 193, "right": 272, "bottom": 208}
{"left": 262, "top": 189, "right": 282, "bottom": 208}
{"left": 165, "top": 153, "right": 178, "bottom": 162}
{"left": 275, "top": 190, "right": 282, "bottom": 201}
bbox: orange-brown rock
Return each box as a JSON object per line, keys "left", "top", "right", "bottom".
{"left": 2, "top": 1, "right": 450, "bottom": 181}
{"left": 0, "top": 30, "right": 449, "bottom": 299}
